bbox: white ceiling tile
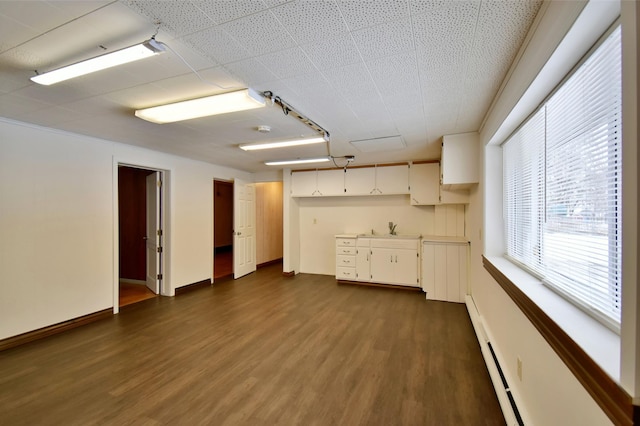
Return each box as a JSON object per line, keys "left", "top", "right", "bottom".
{"left": 366, "top": 52, "right": 418, "bottom": 94}
{"left": 270, "top": 0, "right": 348, "bottom": 45}
{"left": 301, "top": 33, "right": 362, "bottom": 70}
{"left": 223, "top": 58, "right": 278, "bottom": 86}
{"left": 182, "top": 27, "right": 251, "bottom": 64}
{"left": 323, "top": 62, "right": 374, "bottom": 93}
{"left": 220, "top": 10, "right": 296, "bottom": 56}
{"left": 257, "top": 47, "right": 317, "bottom": 79}
{"left": 337, "top": 0, "right": 409, "bottom": 31}
{"left": 191, "top": 1, "right": 269, "bottom": 25}
{"left": 411, "top": 2, "right": 479, "bottom": 51}
{"left": 122, "top": 1, "right": 215, "bottom": 37}
{"left": 0, "top": 14, "right": 39, "bottom": 53}
{"left": 281, "top": 72, "right": 332, "bottom": 96}
{"left": 261, "top": 0, "right": 290, "bottom": 8}
{"left": 351, "top": 18, "right": 414, "bottom": 60}
{"left": 0, "top": 92, "right": 51, "bottom": 117}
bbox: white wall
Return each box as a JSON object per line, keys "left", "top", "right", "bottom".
{"left": 296, "top": 195, "right": 465, "bottom": 275}
{"left": 0, "top": 118, "right": 251, "bottom": 340}
{"left": 468, "top": 1, "right": 632, "bottom": 424}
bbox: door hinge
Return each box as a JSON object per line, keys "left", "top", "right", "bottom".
{"left": 157, "top": 229, "right": 163, "bottom": 236}
{"left": 157, "top": 273, "right": 163, "bottom": 280}
{"left": 157, "top": 246, "right": 163, "bottom": 253}
{"left": 157, "top": 180, "right": 162, "bottom": 188}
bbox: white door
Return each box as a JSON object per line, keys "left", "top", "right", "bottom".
{"left": 145, "top": 172, "right": 161, "bottom": 294}
{"left": 233, "top": 179, "right": 256, "bottom": 279}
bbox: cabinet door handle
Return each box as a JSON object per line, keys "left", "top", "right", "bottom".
{"left": 390, "top": 255, "right": 392, "bottom": 263}
{"left": 395, "top": 255, "right": 398, "bottom": 263}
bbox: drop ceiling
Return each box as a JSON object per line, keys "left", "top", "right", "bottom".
{"left": 0, "top": 0, "right": 542, "bottom": 173}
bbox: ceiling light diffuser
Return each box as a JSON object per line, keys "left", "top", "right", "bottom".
{"left": 31, "top": 39, "right": 165, "bottom": 85}
{"left": 135, "top": 89, "right": 266, "bottom": 124}
{"left": 239, "top": 136, "right": 327, "bottom": 151}
{"left": 265, "top": 157, "right": 331, "bottom": 166}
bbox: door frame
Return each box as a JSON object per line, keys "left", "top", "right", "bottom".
{"left": 113, "top": 158, "right": 171, "bottom": 314}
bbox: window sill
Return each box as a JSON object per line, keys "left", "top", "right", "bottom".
{"left": 483, "top": 255, "right": 633, "bottom": 425}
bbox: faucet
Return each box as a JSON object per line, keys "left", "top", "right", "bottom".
{"left": 388, "top": 222, "right": 397, "bottom": 235}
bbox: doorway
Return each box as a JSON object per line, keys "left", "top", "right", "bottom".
{"left": 213, "top": 180, "right": 233, "bottom": 281}
{"left": 118, "top": 166, "right": 163, "bottom": 306}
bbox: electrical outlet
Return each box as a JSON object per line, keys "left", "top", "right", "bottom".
{"left": 517, "top": 357, "right": 523, "bottom": 381}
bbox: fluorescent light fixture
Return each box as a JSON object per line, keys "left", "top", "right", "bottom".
{"left": 31, "top": 39, "right": 165, "bottom": 85}
{"left": 265, "top": 157, "right": 331, "bottom": 166}
{"left": 239, "top": 136, "right": 327, "bottom": 151}
{"left": 135, "top": 88, "right": 266, "bottom": 124}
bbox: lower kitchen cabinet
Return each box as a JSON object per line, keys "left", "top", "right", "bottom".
{"left": 421, "top": 239, "right": 469, "bottom": 303}
{"left": 335, "top": 235, "right": 357, "bottom": 280}
{"left": 369, "top": 238, "right": 420, "bottom": 287}
{"left": 355, "top": 237, "right": 371, "bottom": 282}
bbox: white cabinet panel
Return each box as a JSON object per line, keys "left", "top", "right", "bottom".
{"left": 421, "top": 241, "right": 468, "bottom": 303}
{"left": 441, "top": 132, "right": 479, "bottom": 188}
{"left": 370, "top": 247, "right": 396, "bottom": 283}
{"left": 370, "top": 238, "right": 419, "bottom": 287}
{"left": 318, "top": 169, "right": 345, "bottom": 196}
{"left": 376, "top": 165, "right": 409, "bottom": 194}
{"left": 356, "top": 238, "right": 371, "bottom": 282}
{"left": 335, "top": 235, "right": 357, "bottom": 280}
{"left": 410, "top": 163, "right": 439, "bottom": 205}
{"left": 344, "top": 167, "right": 375, "bottom": 195}
{"left": 291, "top": 170, "right": 319, "bottom": 197}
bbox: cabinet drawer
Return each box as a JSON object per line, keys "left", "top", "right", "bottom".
{"left": 336, "top": 246, "right": 356, "bottom": 255}
{"left": 336, "top": 267, "right": 356, "bottom": 280}
{"left": 336, "top": 238, "right": 356, "bottom": 247}
{"left": 337, "top": 255, "right": 355, "bottom": 267}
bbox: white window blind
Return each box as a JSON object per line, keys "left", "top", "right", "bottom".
{"left": 503, "top": 25, "right": 622, "bottom": 328}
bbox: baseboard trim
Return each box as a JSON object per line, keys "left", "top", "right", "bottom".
{"left": 282, "top": 271, "right": 295, "bottom": 277}
{"left": 257, "top": 258, "right": 283, "bottom": 269}
{"left": 337, "top": 280, "right": 422, "bottom": 292}
{"left": 175, "top": 279, "right": 211, "bottom": 295}
{"left": 0, "top": 308, "right": 112, "bottom": 353}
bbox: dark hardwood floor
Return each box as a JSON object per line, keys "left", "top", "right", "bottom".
{"left": 119, "top": 281, "right": 157, "bottom": 307}
{"left": 0, "top": 264, "right": 504, "bottom": 425}
{"left": 214, "top": 245, "right": 233, "bottom": 280}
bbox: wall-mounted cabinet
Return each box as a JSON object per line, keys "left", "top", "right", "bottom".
{"left": 409, "top": 162, "right": 440, "bottom": 205}
{"left": 291, "top": 169, "right": 344, "bottom": 197}
{"left": 344, "top": 167, "right": 375, "bottom": 195}
{"left": 441, "top": 132, "right": 479, "bottom": 189}
{"left": 291, "top": 164, "right": 409, "bottom": 197}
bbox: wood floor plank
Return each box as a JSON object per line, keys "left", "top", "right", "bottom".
{"left": 0, "top": 264, "right": 504, "bottom": 425}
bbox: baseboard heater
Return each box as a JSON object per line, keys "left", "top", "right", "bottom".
{"left": 487, "top": 342, "right": 525, "bottom": 426}
{"left": 466, "top": 296, "right": 525, "bottom": 426}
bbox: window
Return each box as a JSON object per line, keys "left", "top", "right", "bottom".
{"left": 503, "top": 25, "right": 622, "bottom": 329}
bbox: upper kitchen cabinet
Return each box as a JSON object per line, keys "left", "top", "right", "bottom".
{"left": 344, "top": 167, "right": 375, "bottom": 195}
{"left": 317, "top": 169, "right": 345, "bottom": 196}
{"left": 292, "top": 164, "right": 410, "bottom": 197}
{"left": 375, "top": 164, "right": 410, "bottom": 195}
{"left": 290, "top": 169, "right": 344, "bottom": 197}
{"left": 291, "top": 170, "right": 320, "bottom": 197}
{"left": 441, "top": 132, "right": 479, "bottom": 189}
{"left": 409, "top": 162, "right": 440, "bottom": 205}
{"left": 344, "top": 164, "right": 409, "bottom": 196}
